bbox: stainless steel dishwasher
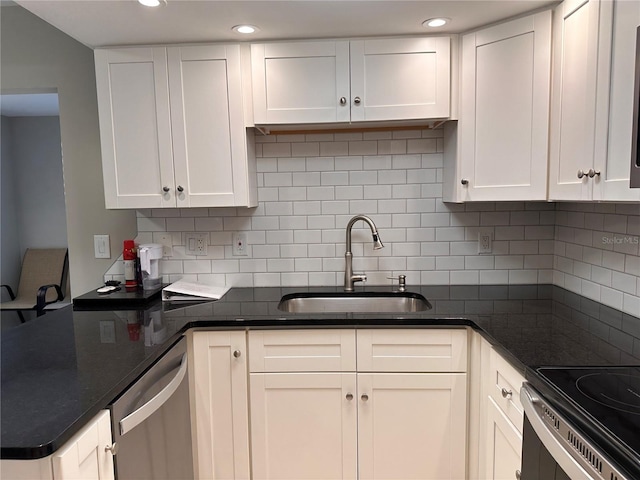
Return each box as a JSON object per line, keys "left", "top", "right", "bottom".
{"left": 109, "top": 337, "right": 193, "bottom": 479}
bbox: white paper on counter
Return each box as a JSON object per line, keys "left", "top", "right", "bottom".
{"left": 162, "top": 280, "right": 230, "bottom": 301}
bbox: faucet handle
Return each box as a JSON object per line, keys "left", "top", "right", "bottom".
{"left": 387, "top": 274, "right": 406, "bottom": 292}
{"left": 352, "top": 274, "right": 367, "bottom": 285}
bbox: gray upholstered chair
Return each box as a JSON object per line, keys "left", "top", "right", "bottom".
{"left": 0, "top": 248, "right": 69, "bottom": 322}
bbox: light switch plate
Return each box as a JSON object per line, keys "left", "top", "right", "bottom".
{"left": 94, "top": 235, "right": 111, "bottom": 258}
{"left": 158, "top": 233, "right": 173, "bottom": 257}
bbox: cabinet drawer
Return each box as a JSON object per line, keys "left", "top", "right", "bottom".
{"left": 249, "top": 330, "right": 356, "bottom": 372}
{"left": 488, "top": 348, "right": 525, "bottom": 431}
{"left": 357, "top": 329, "right": 468, "bottom": 372}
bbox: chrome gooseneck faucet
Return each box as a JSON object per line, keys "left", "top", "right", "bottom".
{"left": 344, "top": 215, "right": 384, "bottom": 291}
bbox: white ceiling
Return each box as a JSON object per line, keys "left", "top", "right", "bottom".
{"left": 13, "top": 0, "right": 559, "bottom": 49}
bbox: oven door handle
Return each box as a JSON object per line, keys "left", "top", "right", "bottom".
{"left": 119, "top": 353, "right": 188, "bottom": 436}
{"left": 521, "top": 385, "right": 596, "bottom": 480}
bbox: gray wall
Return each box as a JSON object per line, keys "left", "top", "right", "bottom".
{"left": 0, "top": 5, "right": 137, "bottom": 297}
{"left": 5, "top": 116, "right": 68, "bottom": 253}
{"left": 1, "top": 116, "right": 20, "bottom": 300}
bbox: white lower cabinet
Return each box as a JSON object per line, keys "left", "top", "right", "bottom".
{"left": 189, "top": 331, "right": 250, "bottom": 480}
{"left": 477, "top": 336, "right": 526, "bottom": 480}
{"left": 249, "top": 373, "right": 358, "bottom": 480}
{"left": 0, "top": 410, "right": 114, "bottom": 480}
{"left": 483, "top": 397, "right": 523, "bottom": 480}
{"left": 357, "top": 373, "right": 467, "bottom": 480}
{"left": 248, "top": 328, "right": 468, "bottom": 480}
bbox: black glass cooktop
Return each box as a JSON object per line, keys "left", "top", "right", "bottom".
{"left": 536, "top": 366, "right": 640, "bottom": 474}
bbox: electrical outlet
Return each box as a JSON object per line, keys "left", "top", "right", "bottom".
{"left": 94, "top": 235, "right": 110, "bottom": 259}
{"left": 232, "top": 232, "right": 248, "bottom": 256}
{"left": 158, "top": 233, "right": 173, "bottom": 257}
{"left": 478, "top": 229, "right": 493, "bottom": 254}
{"left": 185, "top": 233, "right": 208, "bottom": 256}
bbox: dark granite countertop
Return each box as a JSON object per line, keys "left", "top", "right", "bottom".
{"left": 1, "top": 284, "right": 639, "bottom": 460}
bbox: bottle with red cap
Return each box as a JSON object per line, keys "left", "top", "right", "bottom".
{"left": 123, "top": 240, "right": 137, "bottom": 292}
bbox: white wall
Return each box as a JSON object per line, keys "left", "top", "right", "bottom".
{"left": 0, "top": 116, "right": 21, "bottom": 300}
{"left": 0, "top": 5, "right": 137, "bottom": 297}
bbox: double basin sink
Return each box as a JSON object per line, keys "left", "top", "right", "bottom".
{"left": 278, "top": 291, "right": 431, "bottom": 314}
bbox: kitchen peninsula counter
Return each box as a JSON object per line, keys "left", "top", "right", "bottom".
{"left": 1, "top": 284, "right": 638, "bottom": 460}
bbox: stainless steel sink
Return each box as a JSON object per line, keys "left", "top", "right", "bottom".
{"left": 277, "top": 291, "right": 432, "bottom": 313}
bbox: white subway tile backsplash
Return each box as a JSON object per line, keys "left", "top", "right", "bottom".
{"left": 127, "top": 128, "right": 638, "bottom": 315}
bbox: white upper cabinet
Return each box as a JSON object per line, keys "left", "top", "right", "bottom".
{"left": 549, "top": 0, "right": 640, "bottom": 201}
{"left": 251, "top": 41, "right": 350, "bottom": 124}
{"left": 95, "top": 44, "right": 257, "bottom": 209}
{"left": 251, "top": 37, "right": 450, "bottom": 125}
{"left": 595, "top": 0, "right": 640, "bottom": 201}
{"left": 349, "top": 37, "right": 451, "bottom": 122}
{"left": 443, "top": 11, "right": 552, "bottom": 202}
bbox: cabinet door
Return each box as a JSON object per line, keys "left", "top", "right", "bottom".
{"left": 595, "top": 0, "right": 640, "bottom": 201}
{"left": 190, "top": 331, "right": 250, "bottom": 480}
{"left": 94, "top": 48, "right": 175, "bottom": 208}
{"left": 250, "top": 373, "right": 358, "bottom": 480}
{"left": 483, "top": 397, "right": 523, "bottom": 480}
{"left": 357, "top": 373, "right": 467, "bottom": 480}
{"left": 168, "top": 45, "right": 252, "bottom": 207}
{"left": 251, "top": 41, "right": 350, "bottom": 124}
{"left": 549, "top": 0, "right": 603, "bottom": 200}
{"left": 52, "top": 410, "right": 114, "bottom": 480}
{"left": 350, "top": 37, "right": 450, "bottom": 122}
{"left": 459, "top": 12, "right": 551, "bottom": 201}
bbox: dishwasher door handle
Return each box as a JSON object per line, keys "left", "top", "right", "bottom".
{"left": 120, "top": 353, "right": 187, "bottom": 436}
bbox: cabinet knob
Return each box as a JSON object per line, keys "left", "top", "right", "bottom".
{"left": 233, "top": 350, "right": 241, "bottom": 358}
{"left": 105, "top": 442, "right": 119, "bottom": 455}
{"left": 577, "top": 169, "right": 586, "bottom": 179}
{"left": 346, "top": 393, "right": 354, "bottom": 401}
{"left": 361, "top": 393, "right": 369, "bottom": 401}
{"left": 340, "top": 97, "right": 347, "bottom": 106}
{"left": 162, "top": 186, "right": 170, "bottom": 193}
{"left": 588, "top": 169, "right": 601, "bottom": 178}
{"left": 354, "top": 96, "right": 362, "bottom": 105}
{"left": 461, "top": 179, "right": 469, "bottom": 186}
{"left": 177, "top": 185, "right": 184, "bottom": 193}
{"left": 501, "top": 387, "right": 513, "bottom": 399}
{"left": 515, "top": 469, "right": 521, "bottom": 480}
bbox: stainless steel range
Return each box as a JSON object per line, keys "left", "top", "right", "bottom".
{"left": 521, "top": 367, "right": 640, "bottom": 480}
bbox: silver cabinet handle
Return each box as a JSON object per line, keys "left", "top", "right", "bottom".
{"left": 104, "top": 443, "right": 119, "bottom": 455}
{"left": 346, "top": 393, "right": 354, "bottom": 401}
{"left": 588, "top": 169, "right": 601, "bottom": 178}
{"left": 233, "top": 350, "right": 241, "bottom": 358}
{"left": 515, "top": 470, "right": 521, "bottom": 480}
{"left": 361, "top": 393, "right": 369, "bottom": 401}
{"left": 119, "top": 353, "right": 187, "bottom": 436}
{"left": 177, "top": 185, "right": 184, "bottom": 193}
{"left": 162, "top": 186, "right": 170, "bottom": 193}
{"left": 501, "top": 387, "right": 513, "bottom": 399}
{"left": 461, "top": 179, "right": 469, "bottom": 186}
{"left": 340, "top": 97, "right": 347, "bottom": 105}
{"left": 577, "top": 169, "right": 585, "bottom": 179}
{"left": 354, "top": 96, "right": 361, "bottom": 105}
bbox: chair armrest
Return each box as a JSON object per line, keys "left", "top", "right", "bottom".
{"left": 36, "top": 284, "right": 64, "bottom": 316}
{"left": 1, "top": 284, "right": 16, "bottom": 300}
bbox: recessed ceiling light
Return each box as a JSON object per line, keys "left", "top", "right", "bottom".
{"left": 138, "top": 0, "right": 166, "bottom": 7}
{"left": 423, "top": 18, "right": 450, "bottom": 28}
{"left": 232, "top": 25, "right": 260, "bottom": 34}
